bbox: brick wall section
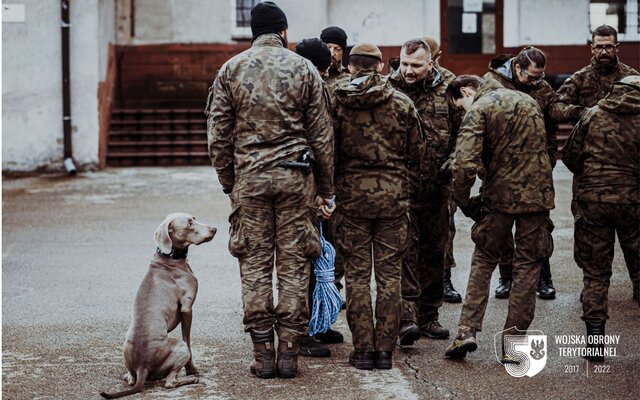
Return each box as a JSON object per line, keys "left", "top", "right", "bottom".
{"left": 115, "top": 42, "right": 639, "bottom": 108}
{"left": 116, "top": 43, "right": 250, "bottom": 108}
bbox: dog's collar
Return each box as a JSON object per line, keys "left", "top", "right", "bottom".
{"left": 156, "top": 247, "right": 188, "bottom": 260}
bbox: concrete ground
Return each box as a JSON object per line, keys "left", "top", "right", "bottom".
{"left": 2, "top": 164, "right": 639, "bottom": 400}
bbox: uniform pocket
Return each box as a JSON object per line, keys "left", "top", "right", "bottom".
{"left": 228, "top": 205, "right": 249, "bottom": 257}
{"left": 534, "top": 216, "right": 555, "bottom": 259}
{"left": 300, "top": 207, "right": 322, "bottom": 259}
{"left": 470, "top": 213, "right": 493, "bottom": 248}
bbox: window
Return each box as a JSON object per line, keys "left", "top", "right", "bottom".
{"left": 447, "top": 0, "right": 496, "bottom": 54}
{"left": 589, "top": 0, "right": 640, "bottom": 41}
{"left": 232, "top": 0, "right": 262, "bottom": 39}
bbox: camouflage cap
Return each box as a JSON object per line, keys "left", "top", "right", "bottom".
{"left": 350, "top": 43, "right": 382, "bottom": 61}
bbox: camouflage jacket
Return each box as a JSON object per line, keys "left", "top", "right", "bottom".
{"left": 325, "top": 64, "right": 351, "bottom": 96}
{"left": 332, "top": 71, "right": 425, "bottom": 219}
{"left": 388, "top": 66, "right": 460, "bottom": 186}
{"left": 206, "top": 34, "right": 334, "bottom": 198}
{"left": 452, "top": 78, "right": 555, "bottom": 213}
{"left": 550, "top": 56, "right": 639, "bottom": 123}
{"left": 485, "top": 56, "right": 559, "bottom": 165}
{"left": 561, "top": 79, "right": 640, "bottom": 203}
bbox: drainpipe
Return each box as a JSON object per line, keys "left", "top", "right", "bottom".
{"left": 61, "top": 0, "right": 77, "bottom": 175}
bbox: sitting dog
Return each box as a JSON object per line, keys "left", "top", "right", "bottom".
{"left": 100, "top": 213, "right": 216, "bottom": 399}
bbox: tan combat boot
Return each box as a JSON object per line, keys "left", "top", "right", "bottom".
{"left": 249, "top": 328, "right": 276, "bottom": 379}
{"left": 444, "top": 325, "right": 478, "bottom": 359}
{"left": 277, "top": 341, "right": 300, "bottom": 378}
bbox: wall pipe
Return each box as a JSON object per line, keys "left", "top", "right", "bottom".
{"left": 61, "top": 0, "right": 77, "bottom": 175}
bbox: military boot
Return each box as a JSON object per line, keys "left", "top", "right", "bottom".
{"left": 399, "top": 322, "right": 421, "bottom": 346}
{"left": 443, "top": 268, "right": 462, "bottom": 303}
{"left": 314, "top": 328, "right": 344, "bottom": 344}
{"left": 495, "top": 264, "right": 513, "bottom": 299}
{"left": 420, "top": 320, "right": 450, "bottom": 339}
{"left": 249, "top": 328, "right": 276, "bottom": 379}
{"left": 299, "top": 336, "right": 330, "bottom": 357}
{"left": 277, "top": 341, "right": 300, "bottom": 378}
{"left": 348, "top": 350, "right": 374, "bottom": 370}
{"left": 537, "top": 261, "right": 556, "bottom": 300}
{"left": 585, "top": 321, "right": 605, "bottom": 362}
{"left": 444, "top": 326, "right": 478, "bottom": 359}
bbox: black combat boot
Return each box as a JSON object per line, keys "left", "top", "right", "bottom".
{"left": 585, "top": 321, "right": 605, "bottom": 362}
{"left": 249, "top": 328, "right": 276, "bottom": 379}
{"left": 299, "top": 336, "right": 330, "bottom": 357}
{"left": 443, "top": 268, "right": 462, "bottom": 303}
{"left": 399, "top": 322, "right": 421, "bottom": 346}
{"left": 277, "top": 341, "right": 300, "bottom": 378}
{"left": 374, "top": 351, "right": 393, "bottom": 369}
{"left": 537, "top": 260, "right": 556, "bottom": 300}
{"left": 348, "top": 350, "right": 374, "bottom": 370}
{"left": 495, "top": 264, "right": 513, "bottom": 299}
{"left": 314, "top": 328, "right": 344, "bottom": 344}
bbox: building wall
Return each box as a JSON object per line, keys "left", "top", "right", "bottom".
{"left": 116, "top": 0, "right": 439, "bottom": 46}
{"left": 3, "top": 0, "right": 115, "bottom": 172}
{"left": 504, "top": 0, "right": 589, "bottom": 47}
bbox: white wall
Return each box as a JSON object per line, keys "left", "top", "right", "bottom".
{"left": 3, "top": 0, "right": 63, "bottom": 171}
{"left": 116, "top": 0, "right": 439, "bottom": 46}
{"left": 504, "top": 0, "right": 589, "bottom": 47}
{"left": 3, "top": 0, "right": 115, "bottom": 172}
{"left": 328, "top": 0, "right": 440, "bottom": 46}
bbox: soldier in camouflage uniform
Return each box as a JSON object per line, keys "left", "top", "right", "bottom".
{"left": 320, "top": 26, "right": 351, "bottom": 95}
{"left": 294, "top": 37, "right": 344, "bottom": 356}
{"left": 320, "top": 26, "right": 350, "bottom": 305}
{"left": 484, "top": 46, "right": 559, "bottom": 300}
{"left": 550, "top": 25, "right": 639, "bottom": 123}
{"left": 206, "top": 2, "right": 335, "bottom": 379}
{"left": 424, "top": 36, "right": 464, "bottom": 305}
{"left": 388, "top": 38, "right": 457, "bottom": 345}
{"left": 443, "top": 75, "right": 555, "bottom": 361}
{"left": 550, "top": 25, "right": 639, "bottom": 298}
{"left": 562, "top": 76, "right": 640, "bottom": 361}
{"left": 333, "top": 43, "right": 424, "bottom": 370}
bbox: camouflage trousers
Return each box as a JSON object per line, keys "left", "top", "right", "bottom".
{"left": 401, "top": 184, "right": 450, "bottom": 325}
{"left": 497, "top": 237, "right": 553, "bottom": 280}
{"left": 574, "top": 201, "right": 640, "bottom": 322}
{"left": 459, "top": 211, "right": 553, "bottom": 332}
{"left": 444, "top": 196, "right": 457, "bottom": 269}
{"left": 228, "top": 168, "right": 320, "bottom": 343}
{"left": 337, "top": 214, "right": 408, "bottom": 352}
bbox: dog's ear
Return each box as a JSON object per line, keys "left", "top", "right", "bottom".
{"left": 154, "top": 215, "right": 174, "bottom": 254}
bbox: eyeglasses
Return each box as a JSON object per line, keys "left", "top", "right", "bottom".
{"left": 592, "top": 44, "right": 618, "bottom": 53}
{"left": 520, "top": 69, "right": 545, "bottom": 84}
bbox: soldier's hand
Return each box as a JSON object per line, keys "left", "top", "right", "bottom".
{"left": 315, "top": 196, "right": 336, "bottom": 220}
{"left": 460, "top": 195, "right": 486, "bottom": 222}
{"left": 437, "top": 158, "right": 454, "bottom": 183}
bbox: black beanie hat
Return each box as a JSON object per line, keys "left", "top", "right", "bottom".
{"left": 320, "top": 26, "right": 348, "bottom": 49}
{"left": 296, "top": 38, "right": 332, "bottom": 71}
{"left": 251, "top": 1, "right": 288, "bottom": 40}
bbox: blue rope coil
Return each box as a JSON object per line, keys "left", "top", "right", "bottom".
{"left": 308, "top": 222, "right": 343, "bottom": 336}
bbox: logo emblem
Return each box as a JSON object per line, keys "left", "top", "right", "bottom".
{"left": 494, "top": 328, "right": 547, "bottom": 377}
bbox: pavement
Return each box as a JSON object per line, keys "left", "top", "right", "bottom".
{"left": 2, "top": 164, "right": 639, "bottom": 400}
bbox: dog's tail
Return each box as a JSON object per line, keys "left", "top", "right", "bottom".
{"left": 99, "top": 368, "right": 148, "bottom": 399}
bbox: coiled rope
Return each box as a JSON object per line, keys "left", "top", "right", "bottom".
{"left": 308, "top": 222, "right": 343, "bottom": 336}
